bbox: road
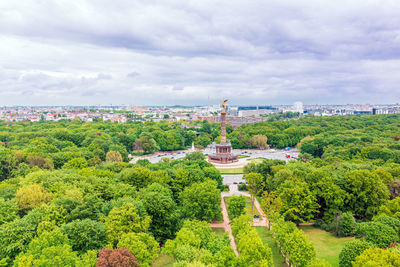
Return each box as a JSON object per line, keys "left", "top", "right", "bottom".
{"left": 131, "top": 148, "right": 299, "bottom": 164}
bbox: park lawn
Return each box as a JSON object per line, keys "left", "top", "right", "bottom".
{"left": 238, "top": 155, "right": 250, "bottom": 159}
{"left": 299, "top": 225, "right": 354, "bottom": 267}
{"left": 247, "top": 157, "right": 265, "bottom": 164}
{"left": 255, "top": 227, "right": 286, "bottom": 267}
{"left": 152, "top": 254, "right": 175, "bottom": 267}
{"left": 225, "top": 196, "right": 260, "bottom": 217}
{"left": 211, "top": 227, "right": 226, "bottom": 237}
{"left": 217, "top": 167, "right": 244, "bottom": 174}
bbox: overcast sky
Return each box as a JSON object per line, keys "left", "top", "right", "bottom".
{"left": 1, "top": 0, "right": 400, "bottom": 106}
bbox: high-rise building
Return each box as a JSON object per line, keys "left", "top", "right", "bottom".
{"left": 293, "top": 101, "right": 303, "bottom": 114}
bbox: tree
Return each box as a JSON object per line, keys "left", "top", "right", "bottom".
{"left": 236, "top": 228, "right": 273, "bottom": 267}
{"left": 339, "top": 239, "right": 375, "bottom": 267}
{"left": 118, "top": 167, "right": 152, "bottom": 189}
{"left": 106, "top": 151, "right": 123, "bottom": 163}
{"left": 140, "top": 183, "right": 180, "bottom": 242}
{"left": 60, "top": 219, "right": 106, "bottom": 253}
{"left": 0, "top": 198, "right": 18, "bottom": 225}
{"left": 353, "top": 248, "right": 400, "bottom": 267}
{"left": 117, "top": 232, "right": 159, "bottom": 267}
{"left": 0, "top": 147, "right": 16, "bottom": 181}
{"left": 15, "top": 183, "right": 51, "bottom": 212}
{"left": 261, "top": 191, "right": 282, "bottom": 229}
{"left": 278, "top": 181, "right": 319, "bottom": 224}
{"left": 377, "top": 197, "right": 400, "bottom": 220}
{"left": 133, "top": 135, "right": 159, "bottom": 154}
{"left": 244, "top": 172, "right": 264, "bottom": 216}
{"left": 342, "top": 170, "right": 390, "bottom": 219}
{"left": 12, "top": 230, "right": 84, "bottom": 267}
{"left": 284, "top": 229, "right": 316, "bottom": 267}
{"left": 63, "top": 157, "right": 88, "bottom": 169}
{"left": 213, "top": 246, "right": 237, "bottom": 267}
{"left": 374, "top": 215, "right": 400, "bottom": 234}
{"left": 27, "top": 155, "right": 54, "bottom": 170}
{"left": 97, "top": 248, "right": 139, "bottom": 267}
{"left": 105, "top": 203, "right": 151, "bottom": 247}
{"left": 354, "top": 222, "right": 399, "bottom": 248}
{"left": 227, "top": 196, "right": 246, "bottom": 220}
{"left": 251, "top": 135, "right": 268, "bottom": 149}
{"left": 179, "top": 179, "right": 221, "bottom": 222}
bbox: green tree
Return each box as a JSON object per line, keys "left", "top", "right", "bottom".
{"left": 140, "top": 183, "right": 180, "bottom": 242}
{"left": 354, "top": 222, "right": 399, "bottom": 248}
{"left": 0, "top": 198, "right": 18, "bottom": 225}
{"left": 60, "top": 219, "right": 106, "bottom": 253}
{"left": 227, "top": 196, "right": 246, "bottom": 220}
{"left": 353, "top": 248, "right": 400, "bottom": 267}
{"left": 339, "top": 239, "right": 375, "bottom": 267}
{"left": 261, "top": 191, "right": 282, "bottom": 229}
{"left": 118, "top": 232, "right": 159, "bottom": 267}
{"left": 15, "top": 184, "right": 51, "bottom": 212}
{"left": 105, "top": 203, "right": 151, "bottom": 247}
{"left": 284, "top": 229, "right": 316, "bottom": 267}
{"left": 244, "top": 172, "right": 264, "bottom": 216}
{"left": 278, "top": 181, "right": 319, "bottom": 223}
{"left": 179, "top": 179, "right": 221, "bottom": 222}
{"left": 106, "top": 151, "right": 123, "bottom": 163}
{"left": 0, "top": 148, "right": 16, "bottom": 181}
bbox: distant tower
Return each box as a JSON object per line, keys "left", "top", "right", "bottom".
{"left": 293, "top": 101, "right": 303, "bottom": 114}
{"left": 208, "top": 99, "right": 238, "bottom": 164}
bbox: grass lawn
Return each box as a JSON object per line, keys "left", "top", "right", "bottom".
{"left": 211, "top": 227, "right": 226, "bottom": 237}
{"left": 247, "top": 157, "right": 265, "bottom": 164}
{"left": 299, "top": 225, "right": 354, "bottom": 267}
{"left": 217, "top": 167, "right": 244, "bottom": 174}
{"left": 255, "top": 227, "right": 286, "bottom": 267}
{"left": 238, "top": 155, "right": 250, "bottom": 159}
{"left": 152, "top": 254, "right": 175, "bottom": 267}
{"left": 225, "top": 196, "right": 260, "bottom": 217}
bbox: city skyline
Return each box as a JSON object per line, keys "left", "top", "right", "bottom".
{"left": 1, "top": 0, "right": 400, "bottom": 106}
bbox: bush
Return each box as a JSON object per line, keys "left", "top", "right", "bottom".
{"left": 227, "top": 196, "right": 246, "bottom": 220}
{"left": 339, "top": 239, "right": 375, "bottom": 267}
{"left": 374, "top": 215, "right": 400, "bottom": 234}
{"left": 353, "top": 248, "right": 400, "bottom": 267}
{"left": 329, "top": 212, "right": 356, "bottom": 237}
{"left": 354, "top": 222, "right": 399, "bottom": 248}
{"left": 238, "top": 183, "right": 247, "bottom": 191}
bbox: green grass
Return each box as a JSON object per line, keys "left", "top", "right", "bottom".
{"left": 217, "top": 167, "right": 244, "bottom": 174}
{"left": 225, "top": 196, "right": 260, "bottom": 217}
{"left": 299, "top": 225, "right": 354, "bottom": 267}
{"left": 238, "top": 155, "right": 250, "bottom": 159}
{"left": 255, "top": 227, "right": 286, "bottom": 267}
{"left": 211, "top": 227, "right": 226, "bottom": 237}
{"left": 152, "top": 254, "right": 175, "bottom": 267}
{"left": 247, "top": 157, "right": 265, "bottom": 164}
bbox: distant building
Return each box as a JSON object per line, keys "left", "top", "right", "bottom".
{"left": 237, "top": 106, "right": 277, "bottom": 117}
{"left": 293, "top": 101, "right": 303, "bottom": 114}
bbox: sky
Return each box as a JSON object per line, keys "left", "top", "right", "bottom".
{"left": 0, "top": 0, "right": 400, "bottom": 106}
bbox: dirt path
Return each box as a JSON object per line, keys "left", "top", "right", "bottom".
{"left": 210, "top": 196, "right": 239, "bottom": 257}
{"left": 210, "top": 185, "right": 270, "bottom": 257}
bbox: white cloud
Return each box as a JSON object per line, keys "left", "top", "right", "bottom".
{"left": 0, "top": 0, "right": 400, "bottom": 105}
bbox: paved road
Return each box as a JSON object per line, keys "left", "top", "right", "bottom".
{"left": 222, "top": 174, "right": 244, "bottom": 184}
{"left": 131, "top": 148, "right": 298, "bottom": 164}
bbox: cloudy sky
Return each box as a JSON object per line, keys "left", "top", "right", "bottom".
{"left": 1, "top": 0, "right": 400, "bottom": 106}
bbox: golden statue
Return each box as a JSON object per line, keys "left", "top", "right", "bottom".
{"left": 222, "top": 99, "right": 228, "bottom": 110}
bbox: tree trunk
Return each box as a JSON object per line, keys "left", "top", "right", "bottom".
{"left": 251, "top": 194, "right": 254, "bottom": 217}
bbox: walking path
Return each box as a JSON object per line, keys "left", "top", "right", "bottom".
{"left": 210, "top": 184, "right": 269, "bottom": 257}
